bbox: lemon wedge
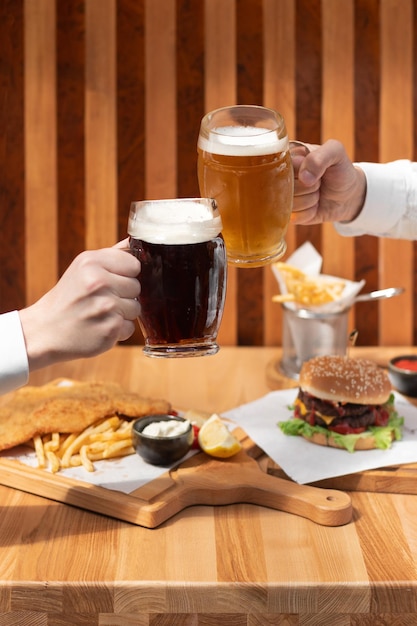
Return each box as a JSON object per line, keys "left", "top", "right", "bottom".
{"left": 198, "top": 414, "right": 242, "bottom": 458}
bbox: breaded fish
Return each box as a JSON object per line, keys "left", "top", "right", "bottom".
{"left": 0, "top": 379, "right": 171, "bottom": 451}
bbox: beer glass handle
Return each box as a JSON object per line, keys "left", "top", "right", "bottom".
{"left": 289, "top": 140, "right": 310, "bottom": 155}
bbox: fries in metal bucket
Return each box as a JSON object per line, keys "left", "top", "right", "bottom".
{"left": 272, "top": 262, "right": 346, "bottom": 306}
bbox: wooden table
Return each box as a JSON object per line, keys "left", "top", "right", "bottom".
{"left": 2, "top": 345, "right": 417, "bottom": 625}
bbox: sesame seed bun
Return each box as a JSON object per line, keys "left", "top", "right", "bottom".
{"left": 299, "top": 355, "right": 392, "bottom": 405}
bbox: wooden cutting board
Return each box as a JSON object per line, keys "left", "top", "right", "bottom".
{"left": 0, "top": 429, "right": 352, "bottom": 528}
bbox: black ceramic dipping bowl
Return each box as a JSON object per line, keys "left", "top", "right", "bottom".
{"left": 388, "top": 355, "right": 417, "bottom": 397}
{"left": 132, "top": 414, "right": 193, "bottom": 466}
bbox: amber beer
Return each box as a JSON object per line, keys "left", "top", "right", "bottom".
{"left": 128, "top": 198, "right": 227, "bottom": 358}
{"left": 198, "top": 105, "right": 293, "bottom": 267}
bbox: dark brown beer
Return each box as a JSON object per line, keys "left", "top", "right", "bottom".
{"left": 129, "top": 236, "right": 226, "bottom": 354}
{"left": 127, "top": 198, "right": 227, "bottom": 357}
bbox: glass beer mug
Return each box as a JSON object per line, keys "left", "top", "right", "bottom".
{"left": 128, "top": 198, "right": 227, "bottom": 358}
{"left": 197, "top": 105, "right": 294, "bottom": 268}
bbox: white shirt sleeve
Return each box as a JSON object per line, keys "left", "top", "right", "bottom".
{"left": 0, "top": 310, "right": 29, "bottom": 395}
{"left": 335, "top": 160, "right": 417, "bottom": 239}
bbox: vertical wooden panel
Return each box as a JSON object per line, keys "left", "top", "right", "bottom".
{"left": 413, "top": 0, "right": 417, "bottom": 345}
{"left": 24, "top": 0, "right": 57, "bottom": 304}
{"left": 116, "top": 0, "right": 145, "bottom": 346}
{"left": 263, "top": 0, "right": 296, "bottom": 346}
{"left": 321, "top": 0, "right": 355, "bottom": 274}
{"left": 56, "top": 0, "right": 86, "bottom": 273}
{"left": 354, "top": 0, "right": 380, "bottom": 346}
{"left": 321, "top": 0, "right": 357, "bottom": 336}
{"left": 295, "top": 0, "right": 322, "bottom": 253}
{"left": 176, "top": 0, "right": 204, "bottom": 198}
{"left": 117, "top": 0, "right": 145, "bottom": 238}
{"left": 263, "top": 0, "right": 296, "bottom": 133}
{"left": 85, "top": 0, "right": 117, "bottom": 249}
{"left": 145, "top": 0, "right": 176, "bottom": 200}
{"left": 236, "top": 0, "right": 264, "bottom": 346}
{"left": 355, "top": 0, "right": 381, "bottom": 160}
{"left": 204, "top": 0, "right": 237, "bottom": 111}
{"left": 236, "top": 0, "right": 263, "bottom": 103}
{"left": 0, "top": 0, "right": 25, "bottom": 313}
{"left": 379, "top": 0, "right": 414, "bottom": 345}
{"left": 204, "top": 0, "right": 238, "bottom": 346}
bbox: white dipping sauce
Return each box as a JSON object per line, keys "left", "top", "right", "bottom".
{"left": 142, "top": 419, "right": 191, "bottom": 438}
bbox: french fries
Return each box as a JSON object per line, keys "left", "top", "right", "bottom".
{"left": 32, "top": 415, "right": 135, "bottom": 473}
{"left": 272, "top": 262, "right": 346, "bottom": 306}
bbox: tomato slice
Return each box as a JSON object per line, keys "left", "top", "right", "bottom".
{"left": 328, "top": 423, "right": 366, "bottom": 435}
{"left": 191, "top": 424, "right": 201, "bottom": 449}
{"left": 373, "top": 408, "right": 389, "bottom": 427}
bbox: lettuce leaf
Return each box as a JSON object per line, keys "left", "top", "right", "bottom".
{"left": 278, "top": 407, "right": 404, "bottom": 453}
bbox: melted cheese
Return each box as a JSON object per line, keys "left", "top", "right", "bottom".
{"left": 295, "top": 398, "right": 335, "bottom": 425}
{"left": 317, "top": 413, "right": 335, "bottom": 425}
{"left": 294, "top": 398, "right": 307, "bottom": 415}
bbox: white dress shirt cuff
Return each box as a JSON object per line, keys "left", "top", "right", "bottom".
{"left": 335, "top": 160, "right": 411, "bottom": 237}
{"left": 0, "top": 310, "right": 29, "bottom": 395}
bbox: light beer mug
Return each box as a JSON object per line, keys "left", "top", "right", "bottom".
{"left": 197, "top": 105, "right": 293, "bottom": 267}
{"left": 128, "top": 198, "right": 227, "bottom": 358}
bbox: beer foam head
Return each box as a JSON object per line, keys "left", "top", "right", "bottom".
{"left": 198, "top": 125, "right": 289, "bottom": 156}
{"left": 128, "top": 198, "right": 223, "bottom": 244}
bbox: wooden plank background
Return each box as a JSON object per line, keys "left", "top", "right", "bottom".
{"left": 0, "top": 0, "right": 416, "bottom": 348}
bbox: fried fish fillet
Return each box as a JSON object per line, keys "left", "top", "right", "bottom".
{"left": 0, "top": 379, "right": 171, "bottom": 451}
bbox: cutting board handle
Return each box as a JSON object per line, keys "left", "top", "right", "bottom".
{"left": 233, "top": 467, "right": 353, "bottom": 526}
{"left": 136, "top": 450, "right": 352, "bottom": 527}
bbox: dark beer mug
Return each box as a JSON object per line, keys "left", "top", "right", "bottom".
{"left": 128, "top": 198, "right": 227, "bottom": 358}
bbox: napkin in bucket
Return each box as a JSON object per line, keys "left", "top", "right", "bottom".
{"left": 272, "top": 241, "right": 365, "bottom": 313}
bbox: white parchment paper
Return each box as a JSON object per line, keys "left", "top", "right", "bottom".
{"left": 272, "top": 241, "right": 366, "bottom": 313}
{"left": 0, "top": 444, "right": 197, "bottom": 494}
{"left": 224, "top": 389, "right": 417, "bottom": 484}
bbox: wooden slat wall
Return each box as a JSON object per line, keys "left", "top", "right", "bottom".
{"left": 1, "top": 0, "right": 417, "bottom": 348}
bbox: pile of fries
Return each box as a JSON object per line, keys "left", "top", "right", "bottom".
{"left": 272, "top": 262, "right": 346, "bottom": 306}
{"left": 31, "top": 415, "right": 135, "bottom": 473}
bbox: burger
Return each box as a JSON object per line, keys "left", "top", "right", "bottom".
{"left": 279, "top": 355, "right": 403, "bottom": 452}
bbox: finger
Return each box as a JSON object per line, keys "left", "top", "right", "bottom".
{"left": 291, "top": 187, "right": 321, "bottom": 223}
{"left": 97, "top": 248, "right": 141, "bottom": 278}
{"left": 118, "top": 297, "right": 141, "bottom": 321}
{"left": 117, "top": 319, "right": 137, "bottom": 342}
{"left": 294, "top": 175, "right": 320, "bottom": 197}
{"left": 113, "top": 238, "right": 130, "bottom": 249}
{"left": 290, "top": 204, "right": 320, "bottom": 225}
{"left": 291, "top": 154, "right": 305, "bottom": 178}
{"left": 108, "top": 274, "right": 141, "bottom": 300}
{"left": 292, "top": 189, "right": 320, "bottom": 211}
{"left": 298, "top": 139, "right": 345, "bottom": 186}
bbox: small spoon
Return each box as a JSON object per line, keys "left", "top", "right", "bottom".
{"left": 354, "top": 287, "right": 404, "bottom": 303}
{"left": 347, "top": 329, "right": 359, "bottom": 357}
